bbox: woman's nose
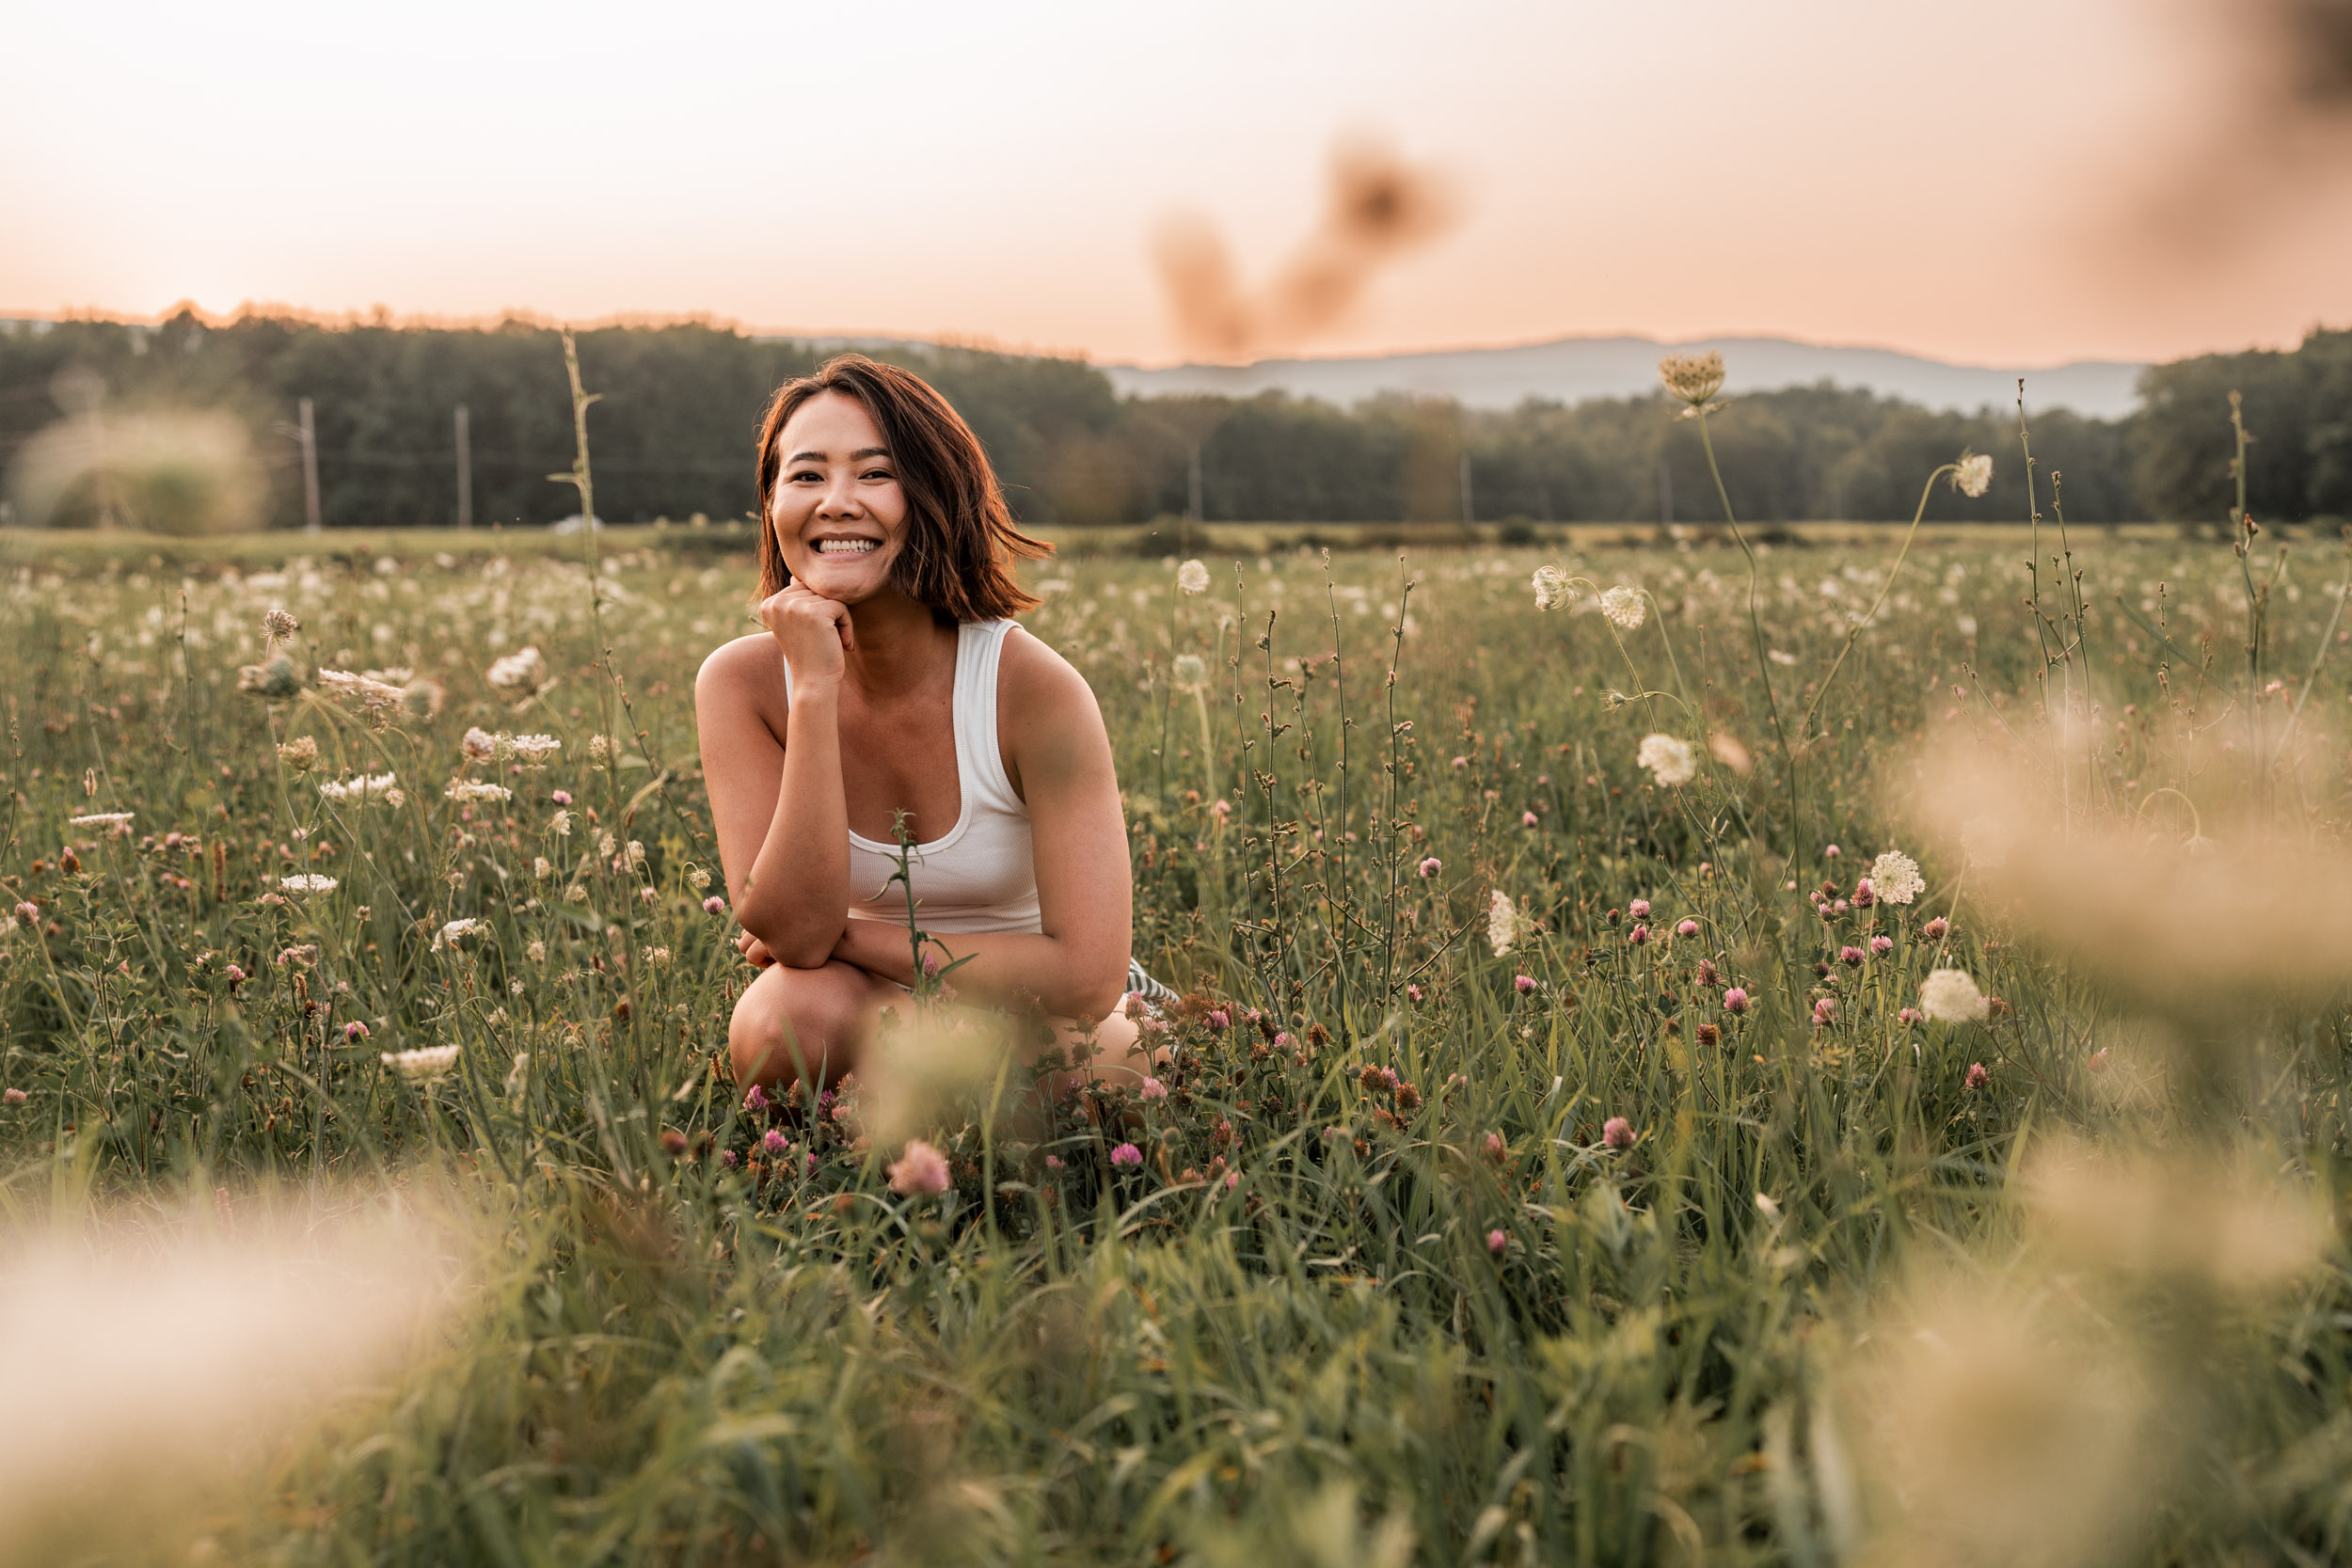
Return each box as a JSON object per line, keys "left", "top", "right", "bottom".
{"left": 816, "top": 472, "right": 862, "bottom": 516}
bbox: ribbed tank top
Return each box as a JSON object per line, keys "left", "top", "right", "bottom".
{"left": 780, "top": 618, "right": 1042, "bottom": 936}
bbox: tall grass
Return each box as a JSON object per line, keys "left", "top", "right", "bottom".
{"left": 1, "top": 429, "right": 2348, "bottom": 1562}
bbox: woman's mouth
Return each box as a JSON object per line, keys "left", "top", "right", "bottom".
{"left": 813, "top": 538, "right": 880, "bottom": 556}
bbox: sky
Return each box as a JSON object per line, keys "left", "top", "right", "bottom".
{"left": 5, "top": 0, "right": 2349, "bottom": 370}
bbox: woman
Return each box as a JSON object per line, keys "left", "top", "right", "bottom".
{"left": 698, "top": 354, "right": 1153, "bottom": 1094}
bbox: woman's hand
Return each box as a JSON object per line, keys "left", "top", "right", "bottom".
{"left": 757, "top": 582, "right": 854, "bottom": 689}
{"left": 736, "top": 929, "right": 777, "bottom": 969}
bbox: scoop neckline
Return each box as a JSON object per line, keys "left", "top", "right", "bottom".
{"left": 846, "top": 623, "right": 974, "bottom": 855}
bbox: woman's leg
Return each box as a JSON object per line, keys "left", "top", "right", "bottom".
{"left": 728, "top": 959, "right": 902, "bottom": 1092}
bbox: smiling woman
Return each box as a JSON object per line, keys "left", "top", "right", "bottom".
{"left": 696, "top": 354, "right": 1163, "bottom": 1096}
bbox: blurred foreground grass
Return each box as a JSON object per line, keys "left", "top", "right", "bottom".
{"left": 1, "top": 522, "right": 2348, "bottom": 1565}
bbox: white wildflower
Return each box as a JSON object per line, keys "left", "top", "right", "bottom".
{"left": 432, "top": 917, "right": 485, "bottom": 952}
{"left": 317, "top": 669, "right": 407, "bottom": 712}
{"left": 1659, "top": 350, "right": 1725, "bottom": 407}
{"left": 1170, "top": 654, "right": 1207, "bottom": 689}
{"left": 1532, "top": 565, "right": 1572, "bottom": 611}
{"left": 68, "top": 812, "right": 134, "bottom": 828}
{"left": 525, "top": 940, "right": 547, "bottom": 963}
{"left": 1952, "top": 451, "right": 1994, "bottom": 499}
{"left": 596, "top": 829, "right": 616, "bottom": 860}
{"left": 1487, "top": 889, "right": 1520, "bottom": 958}
{"left": 1708, "top": 733, "right": 1753, "bottom": 775}
{"left": 624, "top": 840, "right": 646, "bottom": 871}
{"left": 504, "top": 1053, "right": 531, "bottom": 1095}
{"left": 1176, "top": 559, "right": 1211, "bottom": 594}
{"left": 279, "top": 874, "right": 338, "bottom": 895}
{"left": 1918, "top": 969, "right": 1991, "bottom": 1024}
{"left": 643, "top": 945, "right": 673, "bottom": 967}
{"left": 1598, "top": 586, "right": 1646, "bottom": 630}
{"left": 687, "top": 866, "right": 712, "bottom": 891}
{"left": 533, "top": 856, "right": 553, "bottom": 879}
{"left": 1868, "top": 849, "right": 1925, "bottom": 906}
{"left": 508, "top": 734, "right": 561, "bottom": 766}
{"left": 318, "top": 772, "right": 398, "bottom": 805}
{"left": 380, "top": 1043, "right": 462, "bottom": 1081}
{"left": 261, "top": 608, "right": 300, "bottom": 646}
{"left": 461, "top": 726, "right": 499, "bottom": 764}
{"left": 485, "top": 645, "right": 549, "bottom": 693}
{"left": 445, "top": 780, "right": 514, "bottom": 804}
{"left": 549, "top": 809, "right": 574, "bottom": 838}
{"left": 1637, "top": 733, "right": 1697, "bottom": 787}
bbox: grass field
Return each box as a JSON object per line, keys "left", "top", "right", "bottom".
{"left": 3, "top": 503, "right": 2350, "bottom": 1564}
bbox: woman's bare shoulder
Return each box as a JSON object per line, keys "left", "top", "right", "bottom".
{"left": 997, "top": 624, "right": 1096, "bottom": 720}
{"left": 695, "top": 634, "right": 787, "bottom": 731}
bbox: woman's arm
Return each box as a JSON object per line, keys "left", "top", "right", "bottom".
{"left": 693, "top": 590, "right": 861, "bottom": 968}
{"left": 828, "top": 629, "right": 1131, "bottom": 1020}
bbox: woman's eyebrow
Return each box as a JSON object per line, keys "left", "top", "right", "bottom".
{"left": 786, "top": 446, "right": 891, "bottom": 465}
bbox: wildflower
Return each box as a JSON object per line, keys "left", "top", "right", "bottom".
{"left": 68, "top": 811, "right": 134, "bottom": 829}
{"left": 1627, "top": 898, "right": 1650, "bottom": 919}
{"left": 1044, "top": 1154, "right": 1065, "bottom": 1170}
{"left": 1637, "top": 733, "right": 1696, "bottom": 787}
{"left": 461, "top": 727, "right": 499, "bottom": 764}
{"left": 485, "top": 645, "right": 549, "bottom": 693}
{"left": 277, "top": 736, "right": 319, "bottom": 772}
{"left": 551, "top": 789, "right": 573, "bottom": 806}
{"left": 1484, "top": 1132, "right": 1506, "bottom": 1160}
{"left": 445, "top": 780, "right": 513, "bottom": 804}
{"left": 223, "top": 963, "right": 246, "bottom": 988}
{"left": 1918, "top": 969, "right": 1991, "bottom": 1023}
{"left": 261, "top": 608, "right": 301, "bottom": 645}
{"left": 1899, "top": 1006, "right": 1923, "bottom": 1023}
{"left": 1108, "top": 1142, "right": 1143, "bottom": 1169}
{"left": 1708, "top": 732, "right": 1754, "bottom": 774}
{"left": 1695, "top": 1022, "right": 1720, "bottom": 1046}
{"left": 1515, "top": 974, "right": 1535, "bottom": 994}
{"left": 1176, "top": 559, "right": 1211, "bottom": 594}
{"left": 1870, "top": 934, "right": 1894, "bottom": 956}
{"left": 508, "top": 734, "right": 561, "bottom": 766}
{"left": 1852, "top": 879, "right": 1875, "bottom": 909}
{"left": 1696, "top": 958, "right": 1719, "bottom": 986}
{"left": 1406, "top": 984, "right": 1424, "bottom": 1003}
{"left": 1629, "top": 925, "right": 1649, "bottom": 945}
{"left": 762, "top": 1129, "right": 789, "bottom": 1155}
{"left": 1521, "top": 810, "right": 1538, "bottom": 827}
{"left": 550, "top": 810, "right": 573, "bottom": 837}
{"left": 1169, "top": 653, "right": 1206, "bottom": 689}
{"left": 1964, "top": 1061, "right": 1990, "bottom": 1091}
{"left": 525, "top": 940, "right": 546, "bottom": 963}
{"left": 276, "top": 944, "right": 318, "bottom": 967}
{"left": 317, "top": 669, "right": 407, "bottom": 713}
{"left": 380, "top": 1044, "right": 461, "bottom": 1081}
{"left": 2, "top": 1087, "right": 24, "bottom": 1106}
{"left": 1140, "top": 1076, "right": 1168, "bottom": 1101}
{"left": 343, "top": 1021, "right": 370, "bottom": 1041}
{"left": 1601, "top": 1116, "right": 1635, "bottom": 1150}
{"left": 1823, "top": 844, "right": 1841, "bottom": 859}
{"left": 1418, "top": 856, "right": 1442, "bottom": 879}
{"left": 1532, "top": 564, "right": 1572, "bottom": 610}
{"left": 1598, "top": 585, "right": 1646, "bottom": 629}
{"left": 702, "top": 895, "right": 728, "bottom": 916}
{"left": 624, "top": 840, "right": 646, "bottom": 871}
{"left": 1868, "top": 849, "right": 1925, "bottom": 906}
{"left": 1486, "top": 1228, "right": 1508, "bottom": 1257}
{"left": 660, "top": 1130, "right": 691, "bottom": 1157}
{"left": 887, "top": 1138, "right": 952, "bottom": 1195}
{"left": 1755, "top": 1192, "right": 1781, "bottom": 1219}
{"left": 318, "top": 772, "right": 398, "bottom": 805}
{"left": 1838, "top": 945, "right": 1865, "bottom": 967}
{"left": 236, "top": 655, "right": 300, "bottom": 699}
{"left": 280, "top": 874, "right": 338, "bottom": 895}
{"left": 1923, "top": 916, "right": 1949, "bottom": 940}
{"left": 1723, "top": 987, "right": 1749, "bottom": 1014}
{"left": 1658, "top": 350, "right": 1725, "bottom": 407}
{"left": 642, "top": 946, "right": 672, "bottom": 967}
{"left": 401, "top": 680, "right": 444, "bottom": 719}
{"left": 588, "top": 735, "right": 616, "bottom": 763}
{"left": 1487, "top": 888, "right": 1518, "bottom": 956}
{"left": 1812, "top": 997, "right": 1836, "bottom": 1025}
{"left": 2088, "top": 1048, "right": 2110, "bottom": 1071}
{"left": 432, "top": 918, "right": 485, "bottom": 952}
{"left": 1677, "top": 919, "right": 1699, "bottom": 938}
{"left": 1952, "top": 451, "right": 1994, "bottom": 499}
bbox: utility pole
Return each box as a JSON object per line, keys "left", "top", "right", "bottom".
{"left": 454, "top": 403, "right": 473, "bottom": 530}
{"left": 1459, "top": 451, "right": 1474, "bottom": 526}
{"left": 297, "top": 396, "right": 321, "bottom": 533}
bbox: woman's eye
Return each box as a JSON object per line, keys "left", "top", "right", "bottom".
{"left": 863, "top": 470, "right": 894, "bottom": 482}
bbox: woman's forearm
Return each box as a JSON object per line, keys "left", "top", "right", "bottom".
{"left": 833, "top": 920, "right": 1127, "bottom": 1021}
{"left": 739, "top": 679, "right": 851, "bottom": 964}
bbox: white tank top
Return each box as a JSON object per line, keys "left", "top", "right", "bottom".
{"left": 781, "top": 617, "right": 1042, "bottom": 936}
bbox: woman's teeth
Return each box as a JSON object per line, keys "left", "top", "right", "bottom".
{"left": 815, "top": 539, "right": 878, "bottom": 555}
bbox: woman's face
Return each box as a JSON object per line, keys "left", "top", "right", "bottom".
{"left": 769, "top": 391, "right": 911, "bottom": 605}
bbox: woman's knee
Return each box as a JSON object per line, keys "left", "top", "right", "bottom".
{"left": 727, "top": 964, "right": 866, "bottom": 1088}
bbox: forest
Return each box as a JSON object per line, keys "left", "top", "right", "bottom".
{"left": 1, "top": 308, "right": 2346, "bottom": 532}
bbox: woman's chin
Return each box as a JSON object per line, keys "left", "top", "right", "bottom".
{"left": 796, "top": 561, "right": 889, "bottom": 600}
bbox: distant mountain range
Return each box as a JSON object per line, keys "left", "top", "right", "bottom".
{"left": 1095, "top": 335, "right": 2149, "bottom": 420}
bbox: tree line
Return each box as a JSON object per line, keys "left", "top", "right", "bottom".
{"left": 1, "top": 308, "right": 2344, "bottom": 533}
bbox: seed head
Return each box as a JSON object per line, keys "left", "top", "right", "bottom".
{"left": 1531, "top": 565, "right": 1572, "bottom": 610}
{"left": 1637, "top": 733, "right": 1696, "bottom": 787}
{"left": 1952, "top": 451, "right": 1994, "bottom": 499}
{"left": 1658, "top": 350, "right": 1725, "bottom": 408}
{"left": 1176, "top": 559, "right": 1211, "bottom": 594}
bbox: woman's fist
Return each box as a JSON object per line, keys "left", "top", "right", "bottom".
{"left": 736, "top": 928, "right": 777, "bottom": 969}
{"left": 757, "top": 582, "right": 853, "bottom": 688}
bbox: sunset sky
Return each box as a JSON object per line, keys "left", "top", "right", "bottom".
{"left": 6, "top": 0, "right": 2348, "bottom": 369}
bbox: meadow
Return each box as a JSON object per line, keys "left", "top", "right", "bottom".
{"left": 3, "top": 476, "right": 2351, "bottom": 1562}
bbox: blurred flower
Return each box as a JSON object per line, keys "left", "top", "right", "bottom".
{"left": 2, "top": 1087, "right": 24, "bottom": 1106}
{"left": 2088, "top": 1048, "right": 2109, "bottom": 1071}
{"left": 236, "top": 654, "right": 300, "bottom": 700}
{"left": 1598, "top": 585, "right": 1646, "bottom": 629}
{"left": 704, "top": 895, "right": 727, "bottom": 915}
{"left": 1637, "top": 733, "right": 1696, "bottom": 786}
{"left": 887, "top": 1138, "right": 952, "bottom": 1196}
{"left": 317, "top": 670, "right": 406, "bottom": 714}
{"left": 1724, "top": 986, "right": 1749, "bottom": 1013}
{"left": 1483, "top": 1132, "right": 1505, "bottom": 1160}
{"left": 1176, "top": 559, "right": 1211, "bottom": 594}
{"left": 1964, "top": 1061, "right": 1990, "bottom": 1090}
{"left": 1521, "top": 810, "right": 1538, "bottom": 827}
{"left": 1109, "top": 1142, "right": 1144, "bottom": 1168}
{"left": 1418, "top": 856, "right": 1442, "bottom": 879}
{"left": 1708, "top": 732, "right": 1753, "bottom": 774}
{"left": 1601, "top": 1116, "right": 1634, "bottom": 1150}
{"left": 550, "top": 809, "right": 573, "bottom": 837}
{"left": 1952, "top": 451, "right": 1994, "bottom": 498}
{"left": 743, "top": 1084, "right": 771, "bottom": 1115}
{"left": 261, "top": 608, "right": 300, "bottom": 646}
{"left": 1629, "top": 924, "right": 1650, "bottom": 945}
{"left": 1677, "top": 919, "right": 1699, "bottom": 938}
{"left": 461, "top": 727, "right": 498, "bottom": 765}
{"left": 1923, "top": 916, "right": 1949, "bottom": 939}
{"left": 1486, "top": 1228, "right": 1507, "bottom": 1256}
{"left": 279, "top": 874, "right": 336, "bottom": 895}
{"left": 1919, "top": 969, "right": 1991, "bottom": 1023}
{"left": 1812, "top": 997, "right": 1836, "bottom": 1025}
{"left": 1839, "top": 944, "right": 1865, "bottom": 967}
{"left": 1532, "top": 565, "right": 1572, "bottom": 610}
{"left": 1852, "top": 878, "right": 1876, "bottom": 909}
{"left": 1515, "top": 974, "right": 1535, "bottom": 994}
{"left": 524, "top": 940, "right": 546, "bottom": 963}
{"left": 1406, "top": 984, "right": 1424, "bottom": 1004}
{"left": 1629, "top": 898, "right": 1651, "bottom": 918}
{"left": 1658, "top": 350, "right": 1725, "bottom": 407}
{"left": 401, "top": 680, "right": 444, "bottom": 720}
{"left": 1695, "top": 1022, "right": 1720, "bottom": 1046}
{"left": 1824, "top": 844, "right": 1841, "bottom": 859}
{"left": 318, "top": 772, "right": 397, "bottom": 805}
{"left": 445, "top": 780, "right": 512, "bottom": 804}
{"left": 1899, "top": 1006, "right": 1922, "bottom": 1023}
{"left": 276, "top": 736, "right": 319, "bottom": 772}
{"left": 380, "top": 1044, "right": 460, "bottom": 1081}
{"left": 1140, "top": 1076, "right": 1168, "bottom": 1101}
{"left": 485, "top": 645, "right": 549, "bottom": 693}
{"left": 68, "top": 811, "right": 134, "bottom": 829}
{"left": 1486, "top": 888, "right": 1518, "bottom": 956}
{"left": 342, "top": 1021, "right": 369, "bottom": 1041}
{"left": 1870, "top": 934, "right": 1894, "bottom": 955}
{"left": 1869, "top": 849, "right": 1925, "bottom": 905}
{"left": 762, "top": 1129, "right": 789, "bottom": 1155}
{"left": 1170, "top": 653, "right": 1207, "bottom": 689}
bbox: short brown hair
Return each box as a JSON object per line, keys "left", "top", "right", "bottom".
{"left": 753, "top": 354, "right": 1050, "bottom": 622}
